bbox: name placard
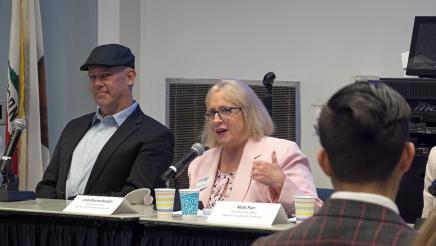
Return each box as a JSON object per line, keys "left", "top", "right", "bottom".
{"left": 63, "top": 195, "right": 137, "bottom": 215}
{"left": 207, "top": 201, "right": 289, "bottom": 226}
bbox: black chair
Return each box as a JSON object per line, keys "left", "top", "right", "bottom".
{"left": 316, "top": 188, "right": 334, "bottom": 202}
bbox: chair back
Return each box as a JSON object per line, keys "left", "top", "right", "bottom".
{"left": 316, "top": 188, "right": 334, "bottom": 201}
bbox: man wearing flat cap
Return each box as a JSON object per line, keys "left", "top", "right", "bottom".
{"left": 36, "top": 44, "right": 174, "bottom": 199}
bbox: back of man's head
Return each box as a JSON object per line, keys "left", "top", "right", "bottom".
{"left": 318, "top": 81, "right": 411, "bottom": 183}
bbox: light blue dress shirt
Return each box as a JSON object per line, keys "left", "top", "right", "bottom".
{"left": 65, "top": 102, "right": 138, "bottom": 199}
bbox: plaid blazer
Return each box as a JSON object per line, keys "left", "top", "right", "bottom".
{"left": 253, "top": 199, "right": 415, "bottom": 246}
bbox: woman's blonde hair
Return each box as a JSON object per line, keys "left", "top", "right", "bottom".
{"left": 201, "top": 79, "right": 274, "bottom": 147}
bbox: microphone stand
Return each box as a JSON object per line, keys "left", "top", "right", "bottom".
{"left": 168, "top": 174, "right": 201, "bottom": 212}
{"left": 0, "top": 156, "right": 36, "bottom": 202}
{"left": 172, "top": 177, "right": 181, "bottom": 212}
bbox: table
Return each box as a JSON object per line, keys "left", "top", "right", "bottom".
{"left": 0, "top": 199, "right": 293, "bottom": 246}
{"left": 0, "top": 199, "right": 144, "bottom": 246}
{"left": 139, "top": 212, "right": 294, "bottom": 246}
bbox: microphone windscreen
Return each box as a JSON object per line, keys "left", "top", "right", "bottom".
{"left": 191, "top": 143, "right": 207, "bottom": 156}
{"left": 12, "top": 118, "right": 27, "bottom": 131}
{"left": 263, "top": 72, "right": 276, "bottom": 86}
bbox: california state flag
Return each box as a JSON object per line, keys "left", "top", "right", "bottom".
{"left": 7, "top": 0, "right": 49, "bottom": 191}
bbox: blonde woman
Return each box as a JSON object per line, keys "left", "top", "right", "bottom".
{"left": 188, "top": 80, "right": 321, "bottom": 213}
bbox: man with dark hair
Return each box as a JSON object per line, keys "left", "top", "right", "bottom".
{"left": 254, "top": 81, "right": 416, "bottom": 246}
{"left": 36, "top": 44, "right": 173, "bottom": 199}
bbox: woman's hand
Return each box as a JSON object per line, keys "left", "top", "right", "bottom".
{"left": 251, "top": 151, "right": 286, "bottom": 195}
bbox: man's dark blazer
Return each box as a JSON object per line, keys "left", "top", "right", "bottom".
{"left": 35, "top": 106, "right": 174, "bottom": 199}
{"left": 254, "top": 198, "right": 415, "bottom": 246}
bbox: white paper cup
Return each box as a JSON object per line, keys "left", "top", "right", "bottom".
{"left": 154, "top": 188, "right": 176, "bottom": 217}
{"left": 293, "top": 195, "right": 315, "bottom": 223}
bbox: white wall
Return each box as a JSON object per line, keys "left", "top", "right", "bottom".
{"left": 1, "top": 0, "right": 436, "bottom": 189}
{"left": 136, "top": 0, "right": 436, "bottom": 188}
{"left": 120, "top": 0, "right": 142, "bottom": 100}
{"left": 40, "top": 0, "right": 97, "bottom": 152}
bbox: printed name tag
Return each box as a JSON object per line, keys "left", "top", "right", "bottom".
{"left": 196, "top": 176, "right": 209, "bottom": 190}
{"left": 63, "top": 195, "right": 137, "bottom": 215}
{"left": 207, "top": 201, "right": 289, "bottom": 225}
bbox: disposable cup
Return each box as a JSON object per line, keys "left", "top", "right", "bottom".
{"left": 154, "top": 188, "right": 176, "bottom": 217}
{"left": 179, "top": 189, "right": 200, "bottom": 216}
{"left": 293, "top": 195, "right": 315, "bottom": 223}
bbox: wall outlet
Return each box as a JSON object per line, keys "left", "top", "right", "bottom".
{"left": 0, "top": 101, "right": 5, "bottom": 125}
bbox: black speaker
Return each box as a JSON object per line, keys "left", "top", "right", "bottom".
{"left": 380, "top": 78, "right": 436, "bottom": 223}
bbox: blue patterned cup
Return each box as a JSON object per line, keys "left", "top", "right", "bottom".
{"left": 179, "top": 189, "right": 200, "bottom": 216}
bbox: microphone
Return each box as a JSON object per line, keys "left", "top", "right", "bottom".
{"left": 0, "top": 118, "right": 35, "bottom": 202}
{"left": 1, "top": 118, "right": 27, "bottom": 175}
{"left": 263, "top": 72, "right": 276, "bottom": 87}
{"left": 262, "top": 72, "right": 276, "bottom": 117}
{"left": 161, "top": 143, "right": 208, "bottom": 181}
